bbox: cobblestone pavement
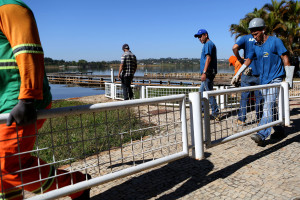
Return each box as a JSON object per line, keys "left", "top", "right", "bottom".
{"left": 85, "top": 100, "right": 300, "bottom": 200}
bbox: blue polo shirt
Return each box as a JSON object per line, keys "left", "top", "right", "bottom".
{"left": 200, "top": 40, "right": 217, "bottom": 75}
{"left": 248, "top": 36, "right": 286, "bottom": 85}
{"left": 236, "top": 34, "right": 259, "bottom": 75}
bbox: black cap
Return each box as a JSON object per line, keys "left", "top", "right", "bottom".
{"left": 122, "top": 44, "right": 129, "bottom": 50}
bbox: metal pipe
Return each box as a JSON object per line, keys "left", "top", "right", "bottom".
{"left": 282, "top": 82, "right": 290, "bottom": 126}
{"left": 0, "top": 94, "right": 186, "bottom": 124}
{"left": 27, "top": 152, "right": 188, "bottom": 200}
{"left": 205, "top": 83, "right": 281, "bottom": 96}
{"left": 188, "top": 92, "right": 204, "bottom": 160}
{"left": 208, "top": 120, "right": 283, "bottom": 148}
{"left": 180, "top": 99, "right": 189, "bottom": 154}
{"left": 202, "top": 92, "right": 211, "bottom": 148}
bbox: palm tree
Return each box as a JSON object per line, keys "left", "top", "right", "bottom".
{"left": 229, "top": 0, "right": 299, "bottom": 56}
{"left": 244, "top": 8, "right": 268, "bottom": 23}
{"left": 262, "top": 0, "right": 286, "bottom": 18}
{"left": 229, "top": 19, "right": 250, "bottom": 41}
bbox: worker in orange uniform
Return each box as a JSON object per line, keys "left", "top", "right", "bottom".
{"left": 0, "top": 1, "right": 90, "bottom": 199}
{"left": 228, "top": 55, "right": 242, "bottom": 86}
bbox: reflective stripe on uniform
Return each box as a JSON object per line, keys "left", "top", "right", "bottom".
{"left": 12, "top": 44, "right": 43, "bottom": 57}
{"left": 0, "top": 59, "right": 18, "bottom": 70}
{"left": 0, "top": 188, "right": 22, "bottom": 200}
{"left": 31, "top": 165, "right": 55, "bottom": 194}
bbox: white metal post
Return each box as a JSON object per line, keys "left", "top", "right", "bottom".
{"left": 180, "top": 98, "right": 188, "bottom": 154}
{"left": 188, "top": 92, "right": 204, "bottom": 160}
{"left": 111, "top": 83, "right": 115, "bottom": 99}
{"left": 281, "top": 82, "right": 290, "bottom": 126}
{"left": 141, "top": 86, "right": 146, "bottom": 99}
{"left": 110, "top": 68, "right": 114, "bottom": 83}
{"left": 202, "top": 92, "right": 211, "bottom": 147}
{"left": 278, "top": 84, "right": 283, "bottom": 123}
{"left": 220, "top": 86, "right": 225, "bottom": 109}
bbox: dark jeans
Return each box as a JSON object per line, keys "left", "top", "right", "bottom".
{"left": 121, "top": 76, "right": 133, "bottom": 100}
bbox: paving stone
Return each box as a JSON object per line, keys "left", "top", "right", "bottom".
{"left": 63, "top": 101, "right": 300, "bottom": 200}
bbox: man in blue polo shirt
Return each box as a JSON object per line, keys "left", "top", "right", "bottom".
{"left": 194, "top": 29, "right": 220, "bottom": 121}
{"left": 232, "top": 34, "right": 262, "bottom": 126}
{"left": 231, "top": 18, "right": 294, "bottom": 146}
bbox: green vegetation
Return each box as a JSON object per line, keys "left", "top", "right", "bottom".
{"left": 35, "top": 100, "right": 154, "bottom": 166}
{"left": 45, "top": 57, "right": 229, "bottom": 68}
{"left": 229, "top": 0, "right": 299, "bottom": 69}
{"left": 44, "top": 57, "right": 108, "bottom": 68}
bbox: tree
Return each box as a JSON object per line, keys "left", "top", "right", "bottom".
{"left": 229, "top": 0, "right": 299, "bottom": 67}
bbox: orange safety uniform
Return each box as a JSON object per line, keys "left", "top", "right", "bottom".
{"left": 0, "top": 1, "right": 86, "bottom": 199}
{"left": 228, "top": 55, "right": 242, "bottom": 76}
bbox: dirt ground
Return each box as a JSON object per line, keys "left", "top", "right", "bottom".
{"left": 65, "top": 94, "right": 118, "bottom": 104}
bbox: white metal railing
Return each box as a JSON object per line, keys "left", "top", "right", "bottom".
{"left": 0, "top": 95, "right": 188, "bottom": 200}
{"left": 114, "top": 84, "right": 140, "bottom": 100}
{"left": 190, "top": 82, "right": 290, "bottom": 159}
{"left": 106, "top": 80, "right": 300, "bottom": 100}
{"left": 105, "top": 82, "right": 113, "bottom": 98}
{"left": 290, "top": 81, "right": 300, "bottom": 98}
{"left": 106, "top": 83, "right": 236, "bottom": 108}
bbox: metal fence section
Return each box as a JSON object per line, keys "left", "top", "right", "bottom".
{"left": 105, "top": 83, "right": 240, "bottom": 110}
{"left": 146, "top": 86, "right": 199, "bottom": 102}
{"left": 0, "top": 95, "right": 188, "bottom": 200}
{"left": 104, "top": 82, "right": 113, "bottom": 98}
{"left": 114, "top": 84, "right": 140, "bottom": 100}
{"left": 190, "top": 82, "right": 290, "bottom": 159}
{"left": 290, "top": 81, "right": 300, "bottom": 99}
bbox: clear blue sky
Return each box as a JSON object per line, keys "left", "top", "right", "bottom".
{"left": 23, "top": 0, "right": 271, "bottom": 62}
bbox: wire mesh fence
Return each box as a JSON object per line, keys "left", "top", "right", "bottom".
{"left": 201, "top": 84, "right": 284, "bottom": 148}
{"left": 0, "top": 95, "right": 188, "bottom": 199}
{"left": 290, "top": 81, "right": 300, "bottom": 98}
{"left": 114, "top": 84, "right": 140, "bottom": 100}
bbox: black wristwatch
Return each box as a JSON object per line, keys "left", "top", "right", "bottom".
{"left": 203, "top": 71, "right": 206, "bottom": 75}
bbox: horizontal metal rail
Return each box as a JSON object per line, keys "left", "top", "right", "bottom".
{"left": 0, "top": 94, "right": 185, "bottom": 124}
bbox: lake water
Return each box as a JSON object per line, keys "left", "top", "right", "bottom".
{"left": 50, "top": 84, "right": 105, "bottom": 100}
{"left": 48, "top": 65, "right": 234, "bottom": 100}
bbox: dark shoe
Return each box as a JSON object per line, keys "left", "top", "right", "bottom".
{"left": 251, "top": 134, "right": 264, "bottom": 146}
{"left": 73, "top": 174, "right": 91, "bottom": 200}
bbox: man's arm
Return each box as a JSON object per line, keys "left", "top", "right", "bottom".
{"left": 201, "top": 54, "right": 211, "bottom": 81}
{"left": 281, "top": 54, "right": 291, "bottom": 66}
{"left": 232, "top": 44, "right": 244, "bottom": 64}
{"left": 118, "top": 63, "right": 123, "bottom": 80}
{"left": 0, "top": 4, "right": 43, "bottom": 125}
{"left": 0, "top": 4, "right": 44, "bottom": 100}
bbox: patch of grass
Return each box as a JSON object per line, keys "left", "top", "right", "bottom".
{"left": 36, "top": 100, "right": 154, "bottom": 166}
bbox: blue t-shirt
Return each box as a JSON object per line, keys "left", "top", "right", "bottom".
{"left": 200, "top": 40, "right": 217, "bottom": 75}
{"left": 236, "top": 34, "right": 259, "bottom": 75}
{"left": 248, "top": 36, "right": 286, "bottom": 85}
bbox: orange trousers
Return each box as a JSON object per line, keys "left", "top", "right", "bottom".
{"left": 0, "top": 104, "right": 86, "bottom": 200}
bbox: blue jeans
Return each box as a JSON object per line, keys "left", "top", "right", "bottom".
{"left": 238, "top": 74, "right": 262, "bottom": 122}
{"left": 199, "top": 75, "right": 219, "bottom": 117}
{"left": 257, "top": 77, "right": 283, "bottom": 140}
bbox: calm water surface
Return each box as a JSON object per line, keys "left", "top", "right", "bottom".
{"left": 50, "top": 84, "right": 104, "bottom": 100}
{"left": 48, "top": 65, "right": 234, "bottom": 100}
